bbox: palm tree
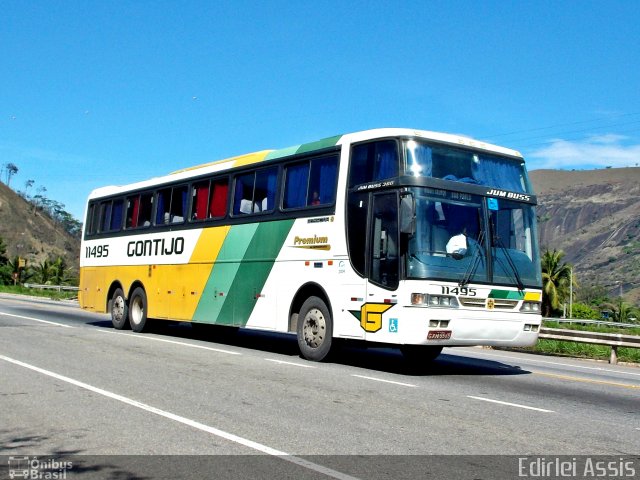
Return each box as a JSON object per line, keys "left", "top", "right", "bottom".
{"left": 541, "top": 249, "right": 574, "bottom": 317}
{"left": 605, "top": 298, "right": 635, "bottom": 323}
{"left": 50, "top": 257, "right": 72, "bottom": 285}
{"left": 32, "top": 259, "right": 54, "bottom": 284}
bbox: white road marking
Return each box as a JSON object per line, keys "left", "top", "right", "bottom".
{"left": 0, "top": 312, "right": 73, "bottom": 328}
{"left": 0, "top": 354, "right": 360, "bottom": 480}
{"left": 467, "top": 395, "right": 554, "bottom": 413}
{"left": 264, "top": 358, "right": 315, "bottom": 368}
{"left": 97, "top": 329, "right": 240, "bottom": 355}
{"left": 351, "top": 374, "right": 416, "bottom": 388}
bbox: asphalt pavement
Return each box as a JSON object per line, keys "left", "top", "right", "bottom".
{"left": 1, "top": 294, "right": 638, "bottom": 479}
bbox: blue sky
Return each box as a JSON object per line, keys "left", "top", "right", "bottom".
{"left": 2, "top": 0, "right": 640, "bottom": 221}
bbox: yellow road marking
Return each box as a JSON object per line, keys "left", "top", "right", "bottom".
{"left": 534, "top": 371, "right": 640, "bottom": 390}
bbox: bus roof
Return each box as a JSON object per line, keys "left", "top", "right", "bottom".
{"left": 87, "top": 128, "right": 523, "bottom": 200}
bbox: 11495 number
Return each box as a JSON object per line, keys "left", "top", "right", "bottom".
{"left": 441, "top": 286, "right": 476, "bottom": 296}
{"left": 85, "top": 245, "right": 109, "bottom": 258}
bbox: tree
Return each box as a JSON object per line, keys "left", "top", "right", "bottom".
{"left": 50, "top": 256, "right": 72, "bottom": 285}
{"left": 0, "top": 236, "right": 8, "bottom": 265}
{"left": 4, "top": 162, "right": 18, "bottom": 186}
{"left": 32, "top": 259, "right": 55, "bottom": 284}
{"left": 24, "top": 179, "right": 34, "bottom": 198}
{"left": 7, "top": 256, "right": 31, "bottom": 284}
{"left": 0, "top": 237, "right": 10, "bottom": 285}
{"left": 570, "top": 302, "right": 600, "bottom": 320}
{"left": 605, "top": 298, "right": 635, "bottom": 323}
{"left": 541, "top": 249, "right": 574, "bottom": 317}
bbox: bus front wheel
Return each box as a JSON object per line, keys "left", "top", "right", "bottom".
{"left": 110, "top": 288, "right": 130, "bottom": 330}
{"left": 297, "top": 296, "right": 333, "bottom": 362}
{"left": 129, "top": 287, "right": 148, "bottom": 333}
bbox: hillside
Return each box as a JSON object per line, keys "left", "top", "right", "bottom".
{"left": 0, "top": 182, "right": 80, "bottom": 272}
{"left": 529, "top": 167, "right": 640, "bottom": 304}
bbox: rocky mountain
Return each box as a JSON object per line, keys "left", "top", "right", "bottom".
{"left": 529, "top": 167, "right": 640, "bottom": 304}
{"left": 0, "top": 181, "right": 80, "bottom": 272}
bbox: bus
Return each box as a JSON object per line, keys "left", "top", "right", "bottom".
{"left": 79, "top": 128, "right": 542, "bottom": 363}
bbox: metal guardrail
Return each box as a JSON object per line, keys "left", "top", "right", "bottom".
{"left": 545, "top": 318, "right": 638, "bottom": 329}
{"left": 23, "top": 283, "right": 80, "bottom": 292}
{"left": 538, "top": 327, "right": 640, "bottom": 364}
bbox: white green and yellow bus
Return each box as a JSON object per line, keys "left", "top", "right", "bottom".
{"left": 79, "top": 128, "right": 542, "bottom": 362}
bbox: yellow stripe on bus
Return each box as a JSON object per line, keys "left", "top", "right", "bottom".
{"left": 524, "top": 292, "right": 541, "bottom": 301}
{"left": 190, "top": 225, "right": 231, "bottom": 263}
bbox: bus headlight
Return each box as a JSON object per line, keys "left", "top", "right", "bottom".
{"left": 411, "top": 293, "right": 427, "bottom": 305}
{"left": 520, "top": 301, "right": 541, "bottom": 313}
{"left": 411, "top": 293, "right": 459, "bottom": 308}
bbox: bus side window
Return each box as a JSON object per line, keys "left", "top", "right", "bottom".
{"left": 349, "top": 140, "right": 398, "bottom": 188}
{"left": 308, "top": 155, "right": 338, "bottom": 206}
{"left": 191, "top": 181, "right": 209, "bottom": 221}
{"left": 171, "top": 185, "right": 188, "bottom": 223}
{"left": 255, "top": 167, "right": 277, "bottom": 212}
{"left": 110, "top": 199, "right": 124, "bottom": 231}
{"left": 100, "top": 201, "right": 112, "bottom": 233}
{"left": 283, "top": 162, "right": 310, "bottom": 209}
{"left": 156, "top": 188, "right": 170, "bottom": 224}
{"left": 125, "top": 195, "right": 140, "bottom": 229}
{"left": 86, "top": 203, "right": 98, "bottom": 235}
{"left": 233, "top": 168, "right": 277, "bottom": 215}
{"left": 234, "top": 172, "right": 256, "bottom": 214}
{"left": 139, "top": 192, "right": 153, "bottom": 227}
{"left": 209, "top": 178, "right": 228, "bottom": 218}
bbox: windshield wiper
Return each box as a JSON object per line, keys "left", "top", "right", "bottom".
{"left": 492, "top": 235, "right": 525, "bottom": 291}
{"left": 459, "top": 230, "right": 485, "bottom": 287}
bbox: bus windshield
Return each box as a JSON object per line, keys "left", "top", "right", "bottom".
{"left": 406, "top": 189, "right": 541, "bottom": 288}
{"left": 404, "top": 139, "right": 531, "bottom": 193}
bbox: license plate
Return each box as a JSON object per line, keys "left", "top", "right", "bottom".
{"left": 427, "top": 330, "right": 452, "bottom": 340}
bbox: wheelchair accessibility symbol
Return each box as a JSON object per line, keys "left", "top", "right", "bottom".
{"left": 389, "top": 318, "right": 398, "bottom": 333}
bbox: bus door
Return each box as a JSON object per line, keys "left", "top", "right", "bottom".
{"left": 364, "top": 192, "right": 400, "bottom": 339}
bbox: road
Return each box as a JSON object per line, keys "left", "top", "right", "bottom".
{"left": 1, "top": 294, "right": 639, "bottom": 479}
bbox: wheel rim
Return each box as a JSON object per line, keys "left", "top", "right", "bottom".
{"left": 112, "top": 296, "right": 125, "bottom": 322}
{"left": 130, "top": 296, "right": 144, "bottom": 326}
{"left": 302, "top": 308, "right": 326, "bottom": 348}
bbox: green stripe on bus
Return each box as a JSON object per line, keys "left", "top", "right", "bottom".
{"left": 265, "top": 145, "right": 300, "bottom": 161}
{"left": 217, "top": 220, "right": 295, "bottom": 326}
{"left": 488, "top": 289, "right": 525, "bottom": 300}
{"left": 192, "top": 223, "right": 259, "bottom": 325}
{"left": 193, "top": 220, "right": 294, "bottom": 326}
{"left": 295, "top": 135, "right": 342, "bottom": 154}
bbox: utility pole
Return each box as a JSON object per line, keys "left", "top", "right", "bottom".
{"left": 569, "top": 266, "right": 573, "bottom": 319}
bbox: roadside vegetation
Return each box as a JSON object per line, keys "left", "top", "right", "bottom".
{"left": 522, "top": 320, "right": 640, "bottom": 364}
{"left": 529, "top": 248, "right": 640, "bottom": 363}
{"left": 0, "top": 284, "right": 78, "bottom": 301}
{"left": 0, "top": 235, "right": 78, "bottom": 300}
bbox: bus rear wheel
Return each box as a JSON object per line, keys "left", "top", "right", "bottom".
{"left": 110, "top": 288, "right": 130, "bottom": 330}
{"left": 297, "top": 296, "right": 333, "bottom": 362}
{"left": 128, "top": 287, "right": 148, "bottom": 333}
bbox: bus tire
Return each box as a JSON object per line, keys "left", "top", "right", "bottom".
{"left": 110, "top": 288, "right": 130, "bottom": 330}
{"left": 401, "top": 345, "right": 443, "bottom": 365}
{"left": 297, "top": 296, "right": 332, "bottom": 362}
{"left": 128, "top": 287, "right": 148, "bottom": 333}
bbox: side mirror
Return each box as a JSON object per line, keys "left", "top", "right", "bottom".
{"left": 400, "top": 194, "right": 415, "bottom": 235}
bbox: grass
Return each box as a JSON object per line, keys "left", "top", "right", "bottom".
{"left": 0, "top": 284, "right": 78, "bottom": 301}
{"left": 543, "top": 320, "right": 640, "bottom": 336}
